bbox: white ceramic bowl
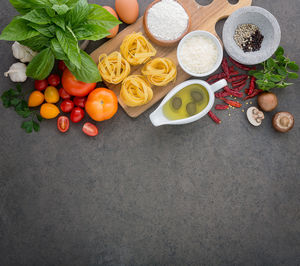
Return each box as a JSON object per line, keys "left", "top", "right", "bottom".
{"left": 177, "top": 30, "right": 223, "bottom": 77}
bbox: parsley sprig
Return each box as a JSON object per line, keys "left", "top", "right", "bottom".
{"left": 1, "top": 84, "right": 43, "bottom": 133}
{"left": 249, "top": 46, "right": 299, "bottom": 91}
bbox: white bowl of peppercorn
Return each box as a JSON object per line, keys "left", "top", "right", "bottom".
{"left": 223, "top": 6, "right": 281, "bottom": 65}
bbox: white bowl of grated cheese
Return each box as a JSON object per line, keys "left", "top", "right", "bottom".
{"left": 177, "top": 31, "right": 223, "bottom": 77}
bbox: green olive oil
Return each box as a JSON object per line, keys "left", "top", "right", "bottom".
{"left": 163, "top": 84, "right": 209, "bottom": 120}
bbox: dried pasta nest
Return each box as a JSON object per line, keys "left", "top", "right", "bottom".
{"left": 120, "top": 75, "right": 153, "bottom": 107}
{"left": 142, "top": 57, "right": 177, "bottom": 86}
{"left": 98, "top": 52, "right": 131, "bottom": 84}
{"left": 120, "top": 32, "right": 156, "bottom": 66}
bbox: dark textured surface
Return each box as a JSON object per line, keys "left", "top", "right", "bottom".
{"left": 0, "top": 0, "right": 300, "bottom": 265}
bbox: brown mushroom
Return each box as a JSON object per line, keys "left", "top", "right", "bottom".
{"left": 272, "top": 112, "right": 294, "bottom": 133}
{"left": 257, "top": 92, "right": 278, "bottom": 112}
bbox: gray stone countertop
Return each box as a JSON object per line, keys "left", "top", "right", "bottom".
{"left": 0, "top": 0, "right": 299, "bottom": 265}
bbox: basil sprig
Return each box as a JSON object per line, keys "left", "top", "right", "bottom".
{"left": 0, "top": 0, "right": 121, "bottom": 83}
{"left": 249, "top": 46, "right": 299, "bottom": 91}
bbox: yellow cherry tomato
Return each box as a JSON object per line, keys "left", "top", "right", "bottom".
{"left": 44, "top": 86, "right": 59, "bottom": 103}
{"left": 40, "top": 103, "right": 60, "bottom": 119}
{"left": 28, "top": 90, "right": 44, "bottom": 107}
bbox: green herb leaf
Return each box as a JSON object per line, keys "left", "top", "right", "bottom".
{"left": 36, "top": 114, "right": 43, "bottom": 122}
{"left": 33, "top": 121, "right": 40, "bottom": 132}
{"left": 73, "top": 24, "right": 110, "bottom": 40}
{"left": 52, "top": 4, "right": 69, "bottom": 15}
{"left": 26, "top": 47, "right": 55, "bottom": 80}
{"left": 10, "top": 98, "right": 21, "bottom": 107}
{"left": 22, "top": 8, "right": 51, "bottom": 24}
{"left": 19, "top": 34, "right": 50, "bottom": 52}
{"left": 0, "top": 17, "right": 40, "bottom": 41}
{"left": 9, "top": 0, "right": 33, "bottom": 14}
{"left": 288, "top": 72, "right": 299, "bottom": 79}
{"left": 267, "top": 58, "right": 276, "bottom": 69}
{"left": 28, "top": 23, "right": 55, "bottom": 38}
{"left": 51, "top": 16, "right": 65, "bottom": 30}
{"left": 21, "top": 121, "right": 33, "bottom": 133}
{"left": 276, "top": 66, "right": 288, "bottom": 76}
{"left": 65, "top": 49, "right": 101, "bottom": 83}
{"left": 50, "top": 38, "right": 68, "bottom": 60}
{"left": 287, "top": 62, "right": 299, "bottom": 72}
{"left": 65, "top": 0, "right": 90, "bottom": 27}
{"left": 269, "top": 74, "right": 283, "bottom": 83}
{"left": 275, "top": 46, "right": 284, "bottom": 57}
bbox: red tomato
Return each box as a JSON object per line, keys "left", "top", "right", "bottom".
{"left": 35, "top": 79, "right": 48, "bottom": 91}
{"left": 58, "top": 61, "right": 66, "bottom": 72}
{"left": 73, "top": 96, "right": 87, "bottom": 108}
{"left": 60, "top": 99, "right": 74, "bottom": 113}
{"left": 59, "top": 88, "right": 71, "bottom": 100}
{"left": 57, "top": 116, "right": 70, "bottom": 133}
{"left": 48, "top": 74, "right": 60, "bottom": 87}
{"left": 70, "top": 107, "right": 85, "bottom": 123}
{"left": 62, "top": 68, "right": 96, "bottom": 97}
{"left": 82, "top": 123, "right": 99, "bottom": 137}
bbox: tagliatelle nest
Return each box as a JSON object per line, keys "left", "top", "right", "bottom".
{"left": 120, "top": 75, "right": 153, "bottom": 107}
{"left": 142, "top": 57, "right": 177, "bottom": 86}
{"left": 120, "top": 32, "right": 157, "bottom": 66}
{"left": 98, "top": 52, "right": 131, "bottom": 84}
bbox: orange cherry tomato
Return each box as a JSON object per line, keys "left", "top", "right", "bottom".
{"left": 44, "top": 86, "right": 60, "bottom": 103}
{"left": 103, "top": 6, "right": 119, "bottom": 38}
{"left": 28, "top": 90, "right": 44, "bottom": 107}
{"left": 62, "top": 68, "right": 96, "bottom": 97}
{"left": 85, "top": 88, "right": 118, "bottom": 122}
{"left": 40, "top": 103, "right": 60, "bottom": 119}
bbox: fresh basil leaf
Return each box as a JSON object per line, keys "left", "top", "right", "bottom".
{"left": 9, "top": 0, "right": 33, "bottom": 14}
{"left": 287, "top": 62, "right": 299, "bottom": 71}
{"left": 56, "top": 27, "right": 81, "bottom": 68}
{"left": 26, "top": 47, "right": 55, "bottom": 80}
{"left": 50, "top": 38, "right": 68, "bottom": 60}
{"left": 21, "top": 121, "right": 33, "bottom": 133}
{"left": 0, "top": 17, "right": 39, "bottom": 41}
{"left": 29, "top": 23, "right": 55, "bottom": 38}
{"left": 20, "top": 34, "right": 50, "bottom": 51}
{"left": 267, "top": 58, "right": 275, "bottom": 69}
{"left": 65, "top": 50, "right": 101, "bottom": 83}
{"left": 65, "top": 0, "right": 90, "bottom": 27}
{"left": 73, "top": 24, "right": 109, "bottom": 40}
{"left": 275, "top": 46, "right": 284, "bottom": 57}
{"left": 22, "top": 9, "right": 51, "bottom": 24}
{"left": 52, "top": 16, "right": 65, "bottom": 30}
{"left": 45, "top": 6, "right": 56, "bottom": 17}
{"left": 87, "top": 4, "right": 121, "bottom": 29}
{"left": 288, "top": 72, "right": 299, "bottom": 79}
{"left": 52, "top": 4, "right": 69, "bottom": 15}
{"left": 33, "top": 121, "right": 40, "bottom": 132}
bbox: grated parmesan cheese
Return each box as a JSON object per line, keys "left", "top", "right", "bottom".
{"left": 179, "top": 35, "right": 218, "bottom": 74}
{"left": 147, "top": 0, "right": 189, "bottom": 41}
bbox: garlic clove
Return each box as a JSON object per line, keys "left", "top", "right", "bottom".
{"left": 4, "top": 62, "right": 27, "bottom": 82}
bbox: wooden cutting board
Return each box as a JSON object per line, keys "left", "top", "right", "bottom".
{"left": 90, "top": 0, "right": 252, "bottom": 118}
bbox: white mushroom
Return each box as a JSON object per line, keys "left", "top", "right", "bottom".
{"left": 4, "top": 62, "right": 27, "bottom": 82}
{"left": 247, "top": 106, "right": 265, "bottom": 126}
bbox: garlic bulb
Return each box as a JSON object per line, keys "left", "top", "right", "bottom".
{"left": 4, "top": 63, "right": 27, "bottom": 82}
{"left": 12, "top": 42, "right": 37, "bottom": 63}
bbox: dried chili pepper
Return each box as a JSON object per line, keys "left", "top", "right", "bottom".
{"left": 243, "top": 89, "right": 262, "bottom": 100}
{"left": 222, "top": 58, "right": 230, "bottom": 77}
{"left": 233, "top": 83, "right": 247, "bottom": 92}
{"left": 232, "top": 78, "right": 248, "bottom": 87}
{"left": 220, "top": 97, "right": 242, "bottom": 108}
{"left": 247, "top": 76, "right": 256, "bottom": 95}
{"left": 215, "top": 91, "right": 231, "bottom": 98}
{"left": 229, "top": 57, "right": 253, "bottom": 71}
{"left": 227, "top": 74, "right": 248, "bottom": 83}
{"left": 207, "top": 73, "right": 226, "bottom": 82}
{"left": 223, "top": 86, "right": 244, "bottom": 98}
{"left": 229, "top": 66, "right": 239, "bottom": 76}
{"left": 208, "top": 111, "right": 221, "bottom": 124}
{"left": 215, "top": 104, "right": 229, "bottom": 110}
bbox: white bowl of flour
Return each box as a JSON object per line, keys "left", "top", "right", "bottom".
{"left": 177, "top": 31, "right": 223, "bottom": 77}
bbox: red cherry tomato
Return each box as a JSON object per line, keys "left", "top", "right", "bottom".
{"left": 62, "top": 68, "right": 96, "bottom": 97}
{"left": 57, "top": 116, "right": 70, "bottom": 133}
{"left": 60, "top": 99, "right": 74, "bottom": 113}
{"left": 70, "top": 107, "right": 85, "bottom": 123}
{"left": 82, "top": 123, "right": 99, "bottom": 137}
{"left": 48, "top": 74, "right": 60, "bottom": 87}
{"left": 58, "top": 61, "right": 66, "bottom": 72}
{"left": 59, "top": 88, "right": 71, "bottom": 100}
{"left": 35, "top": 79, "right": 48, "bottom": 91}
{"left": 73, "top": 96, "right": 87, "bottom": 108}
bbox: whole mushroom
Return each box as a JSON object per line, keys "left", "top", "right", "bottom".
{"left": 247, "top": 107, "right": 265, "bottom": 126}
{"left": 272, "top": 112, "right": 294, "bottom": 133}
{"left": 257, "top": 92, "right": 278, "bottom": 112}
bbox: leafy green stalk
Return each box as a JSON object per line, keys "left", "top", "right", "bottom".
{"left": 249, "top": 46, "right": 299, "bottom": 91}
{"left": 0, "top": 0, "right": 121, "bottom": 83}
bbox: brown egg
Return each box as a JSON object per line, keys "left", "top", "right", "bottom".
{"left": 103, "top": 6, "right": 119, "bottom": 38}
{"left": 115, "top": 0, "right": 139, "bottom": 24}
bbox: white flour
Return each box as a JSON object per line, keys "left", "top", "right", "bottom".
{"left": 147, "top": 0, "right": 189, "bottom": 41}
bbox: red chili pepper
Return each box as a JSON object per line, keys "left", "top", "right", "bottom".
{"left": 208, "top": 111, "right": 221, "bottom": 124}
{"left": 207, "top": 72, "right": 226, "bottom": 82}
{"left": 227, "top": 75, "right": 248, "bottom": 83}
{"left": 232, "top": 78, "right": 248, "bottom": 87}
{"left": 233, "top": 83, "right": 247, "bottom": 92}
{"left": 229, "top": 57, "right": 253, "bottom": 71}
{"left": 229, "top": 66, "right": 239, "bottom": 76}
{"left": 247, "top": 76, "right": 256, "bottom": 95}
{"left": 223, "top": 86, "right": 244, "bottom": 98}
{"left": 243, "top": 89, "right": 262, "bottom": 100}
{"left": 215, "top": 104, "right": 229, "bottom": 110}
{"left": 222, "top": 58, "right": 230, "bottom": 77}
{"left": 215, "top": 91, "right": 231, "bottom": 98}
{"left": 220, "top": 98, "right": 242, "bottom": 108}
